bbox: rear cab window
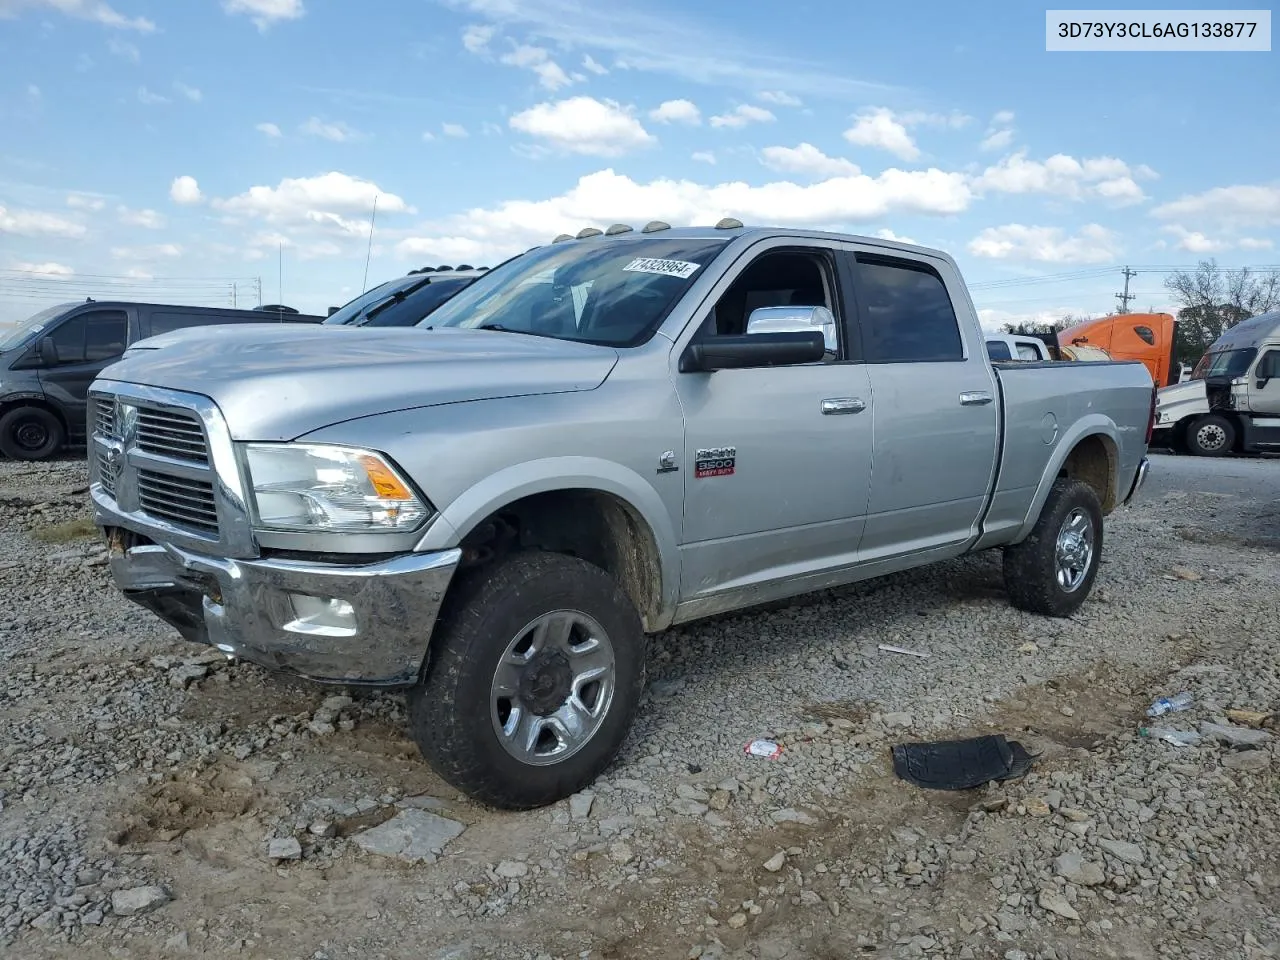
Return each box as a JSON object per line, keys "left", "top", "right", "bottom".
{"left": 986, "top": 340, "right": 1012, "bottom": 361}
{"left": 852, "top": 255, "right": 965, "bottom": 363}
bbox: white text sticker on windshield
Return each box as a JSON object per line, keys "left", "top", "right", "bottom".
{"left": 623, "top": 257, "right": 701, "bottom": 280}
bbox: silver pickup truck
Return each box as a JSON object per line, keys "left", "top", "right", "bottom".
{"left": 88, "top": 223, "right": 1155, "bottom": 809}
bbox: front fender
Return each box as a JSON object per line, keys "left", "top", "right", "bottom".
{"left": 1012, "top": 415, "right": 1121, "bottom": 542}
{"left": 414, "top": 456, "right": 682, "bottom": 629}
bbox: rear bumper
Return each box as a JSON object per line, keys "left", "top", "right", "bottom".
{"left": 1122, "top": 456, "right": 1151, "bottom": 506}
{"left": 105, "top": 529, "right": 461, "bottom": 686}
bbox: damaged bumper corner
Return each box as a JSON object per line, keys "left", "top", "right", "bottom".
{"left": 1122, "top": 456, "right": 1151, "bottom": 507}
{"left": 105, "top": 530, "right": 461, "bottom": 686}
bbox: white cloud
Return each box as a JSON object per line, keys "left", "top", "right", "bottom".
{"left": 843, "top": 107, "right": 919, "bottom": 161}
{"left": 582, "top": 53, "right": 608, "bottom": 75}
{"left": 169, "top": 175, "right": 203, "bottom": 205}
{"left": 509, "top": 97, "right": 655, "bottom": 157}
{"left": 66, "top": 193, "right": 105, "bottom": 211}
{"left": 26, "top": 83, "right": 40, "bottom": 102}
{"left": 980, "top": 128, "right": 1014, "bottom": 152}
{"left": 691, "top": 151, "right": 716, "bottom": 165}
{"left": 1163, "top": 224, "right": 1275, "bottom": 253}
{"left": 0, "top": 205, "right": 86, "bottom": 239}
{"left": 0, "top": 0, "right": 154, "bottom": 31}
{"left": 256, "top": 121, "right": 282, "bottom": 137}
{"left": 10, "top": 261, "right": 73, "bottom": 276}
{"left": 222, "top": 0, "right": 304, "bottom": 30}
{"left": 173, "top": 81, "right": 202, "bottom": 102}
{"left": 212, "top": 172, "right": 409, "bottom": 237}
{"left": 991, "top": 110, "right": 1015, "bottom": 126}
{"left": 973, "top": 151, "right": 1150, "bottom": 206}
{"left": 442, "top": 122, "right": 469, "bottom": 138}
{"left": 758, "top": 90, "right": 801, "bottom": 107}
{"left": 137, "top": 85, "right": 170, "bottom": 105}
{"left": 1152, "top": 184, "right": 1280, "bottom": 229}
{"left": 393, "top": 166, "right": 973, "bottom": 264}
{"left": 709, "top": 104, "right": 775, "bottom": 129}
{"left": 481, "top": 120, "right": 503, "bottom": 136}
{"left": 760, "top": 143, "right": 859, "bottom": 179}
{"left": 968, "top": 224, "right": 1120, "bottom": 263}
{"left": 117, "top": 206, "right": 165, "bottom": 229}
{"left": 106, "top": 36, "right": 139, "bottom": 61}
{"left": 874, "top": 228, "right": 916, "bottom": 244}
{"left": 649, "top": 99, "right": 701, "bottom": 125}
{"left": 976, "top": 306, "right": 1088, "bottom": 333}
{"left": 461, "top": 22, "right": 494, "bottom": 52}
{"left": 110, "top": 243, "right": 182, "bottom": 260}
{"left": 300, "top": 116, "right": 361, "bottom": 142}
{"left": 124, "top": 267, "right": 152, "bottom": 279}
{"left": 499, "top": 43, "right": 573, "bottom": 91}
{"left": 422, "top": 131, "right": 436, "bottom": 142}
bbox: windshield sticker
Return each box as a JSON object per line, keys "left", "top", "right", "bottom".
{"left": 622, "top": 257, "right": 702, "bottom": 280}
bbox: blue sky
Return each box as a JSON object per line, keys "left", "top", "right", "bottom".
{"left": 0, "top": 0, "right": 1277, "bottom": 328}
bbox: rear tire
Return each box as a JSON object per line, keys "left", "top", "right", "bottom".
{"left": 408, "top": 551, "right": 646, "bottom": 810}
{"left": 1003, "top": 478, "right": 1103, "bottom": 618}
{"left": 1185, "top": 414, "right": 1234, "bottom": 457}
{"left": 0, "top": 406, "right": 65, "bottom": 461}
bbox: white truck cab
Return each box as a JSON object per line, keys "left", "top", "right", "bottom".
{"left": 1155, "top": 309, "right": 1280, "bottom": 456}
{"left": 985, "top": 333, "right": 1051, "bottom": 362}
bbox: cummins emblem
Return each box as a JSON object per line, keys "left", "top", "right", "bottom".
{"left": 694, "top": 446, "right": 736, "bottom": 479}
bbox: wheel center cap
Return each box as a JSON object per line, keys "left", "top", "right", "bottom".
{"left": 519, "top": 650, "right": 574, "bottom": 716}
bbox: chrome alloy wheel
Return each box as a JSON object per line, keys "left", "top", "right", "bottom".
{"left": 1054, "top": 507, "right": 1094, "bottom": 593}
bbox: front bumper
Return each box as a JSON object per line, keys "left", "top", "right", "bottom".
{"left": 1122, "top": 456, "right": 1151, "bottom": 506}
{"left": 105, "top": 528, "right": 461, "bottom": 686}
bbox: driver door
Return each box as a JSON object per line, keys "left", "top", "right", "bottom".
{"left": 673, "top": 239, "right": 874, "bottom": 601}
{"left": 1248, "top": 348, "right": 1280, "bottom": 416}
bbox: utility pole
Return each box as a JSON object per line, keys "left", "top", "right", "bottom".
{"left": 232, "top": 282, "right": 238, "bottom": 308}
{"left": 1115, "top": 266, "right": 1137, "bottom": 314}
{"left": 255, "top": 277, "right": 262, "bottom": 307}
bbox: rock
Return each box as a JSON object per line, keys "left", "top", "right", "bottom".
{"left": 763, "top": 851, "right": 787, "bottom": 872}
{"left": 677, "top": 783, "right": 711, "bottom": 803}
{"left": 1060, "top": 808, "right": 1090, "bottom": 822}
{"left": 671, "top": 799, "right": 710, "bottom": 817}
{"left": 165, "top": 931, "right": 190, "bottom": 952}
{"left": 613, "top": 778, "right": 653, "bottom": 795}
{"left": 609, "top": 843, "right": 634, "bottom": 864}
{"left": 951, "top": 849, "right": 977, "bottom": 865}
{"left": 308, "top": 721, "right": 336, "bottom": 736}
{"left": 882, "top": 712, "right": 913, "bottom": 728}
{"left": 1059, "top": 705, "right": 1075, "bottom": 717}
{"left": 1223, "top": 751, "right": 1271, "bottom": 773}
{"left": 308, "top": 820, "right": 336, "bottom": 838}
{"left": 1054, "top": 851, "right": 1105, "bottom": 886}
{"left": 30, "top": 909, "right": 60, "bottom": 931}
{"left": 727, "top": 913, "right": 748, "bottom": 929}
{"left": 1171, "top": 566, "right": 1202, "bottom": 581}
{"left": 495, "top": 860, "right": 528, "bottom": 879}
{"left": 770, "top": 807, "right": 817, "bottom": 825}
{"left": 1038, "top": 888, "right": 1081, "bottom": 920}
{"left": 1098, "top": 838, "right": 1146, "bottom": 866}
{"left": 397, "top": 794, "right": 449, "bottom": 812}
{"left": 1018, "top": 642, "right": 1039, "bottom": 653}
{"left": 168, "top": 665, "right": 208, "bottom": 689}
{"left": 1025, "top": 798, "right": 1050, "bottom": 817}
{"left": 353, "top": 809, "right": 466, "bottom": 863}
{"left": 708, "top": 790, "right": 732, "bottom": 812}
{"left": 1226, "top": 709, "right": 1273, "bottom": 729}
{"left": 268, "top": 837, "right": 303, "bottom": 861}
{"left": 111, "top": 885, "right": 171, "bottom": 917}
{"left": 1200, "top": 721, "right": 1272, "bottom": 748}
{"left": 320, "top": 694, "right": 353, "bottom": 713}
{"left": 569, "top": 791, "right": 595, "bottom": 819}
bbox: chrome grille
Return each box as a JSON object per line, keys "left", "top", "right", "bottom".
{"left": 137, "top": 469, "right": 219, "bottom": 533}
{"left": 95, "top": 398, "right": 116, "bottom": 437}
{"left": 97, "top": 449, "right": 117, "bottom": 498}
{"left": 136, "top": 408, "right": 209, "bottom": 464}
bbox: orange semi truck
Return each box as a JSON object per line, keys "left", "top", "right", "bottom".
{"left": 1056, "top": 313, "right": 1177, "bottom": 386}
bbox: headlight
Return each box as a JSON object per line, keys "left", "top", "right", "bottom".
{"left": 242, "top": 443, "right": 431, "bottom": 533}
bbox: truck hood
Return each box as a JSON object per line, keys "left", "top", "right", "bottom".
{"left": 97, "top": 324, "right": 620, "bottom": 441}
{"left": 1155, "top": 378, "right": 1209, "bottom": 427}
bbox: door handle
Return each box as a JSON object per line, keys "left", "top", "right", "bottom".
{"left": 959, "top": 391, "right": 994, "bottom": 406}
{"left": 821, "top": 397, "right": 866, "bottom": 415}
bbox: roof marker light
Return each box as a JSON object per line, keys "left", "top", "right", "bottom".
{"left": 641, "top": 220, "right": 671, "bottom": 233}
{"left": 715, "top": 217, "right": 744, "bottom": 230}
{"left": 605, "top": 223, "right": 633, "bottom": 236}
{"left": 552, "top": 233, "right": 573, "bottom": 243}
{"left": 576, "top": 227, "right": 604, "bottom": 239}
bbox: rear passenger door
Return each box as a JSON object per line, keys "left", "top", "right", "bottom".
{"left": 845, "top": 251, "right": 999, "bottom": 560}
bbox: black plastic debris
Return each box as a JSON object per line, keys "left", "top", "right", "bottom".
{"left": 891, "top": 734, "right": 1034, "bottom": 791}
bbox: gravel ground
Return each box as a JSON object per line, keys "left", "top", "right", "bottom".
{"left": 1, "top": 453, "right": 1278, "bottom": 960}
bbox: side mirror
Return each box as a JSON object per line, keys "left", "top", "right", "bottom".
{"left": 327, "top": 306, "right": 339, "bottom": 317}
{"left": 680, "top": 331, "right": 826, "bottom": 372}
{"left": 38, "top": 336, "right": 57, "bottom": 366}
{"left": 745, "top": 305, "right": 838, "bottom": 359}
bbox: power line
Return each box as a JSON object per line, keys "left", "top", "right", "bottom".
{"left": 1115, "top": 266, "right": 1137, "bottom": 313}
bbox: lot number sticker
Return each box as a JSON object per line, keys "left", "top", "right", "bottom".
{"left": 622, "top": 257, "right": 702, "bottom": 280}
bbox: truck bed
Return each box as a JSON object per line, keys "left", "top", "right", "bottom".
{"left": 977, "top": 359, "right": 1156, "bottom": 549}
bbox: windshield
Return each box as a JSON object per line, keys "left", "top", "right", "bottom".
{"left": 323, "top": 275, "right": 425, "bottom": 325}
{"left": 1192, "top": 347, "right": 1257, "bottom": 380}
{"left": 0, "top": 302, "right": 76, "bottom": 352}
{"left": 420, "top": 237, "right": 730, "bottom": 346}
{"left": 357, "top": 278, "right": 473, "bottom": 327}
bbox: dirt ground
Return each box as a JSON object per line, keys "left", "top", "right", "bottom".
{"left": 1, "top": 454, "right": 1278, "bottom": 960}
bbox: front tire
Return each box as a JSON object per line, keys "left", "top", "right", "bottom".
{"left": 408, "top": 551, "right": 646, "bottom": 810}
{"left": 0, "top": 406, "right": 65, "bottom": 461}
{"left": 1185, "top": 414, "right": 1234, "bottom": 457}
{"left": 1003, "top": 478, "right": 1103, "bottom": 618}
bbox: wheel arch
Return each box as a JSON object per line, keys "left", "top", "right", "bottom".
{"left": 1014, "top": 418, "right": 1121, "bottom": 542}
{"left": 415, "top": 457, "right": 680, "bottom": 631}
